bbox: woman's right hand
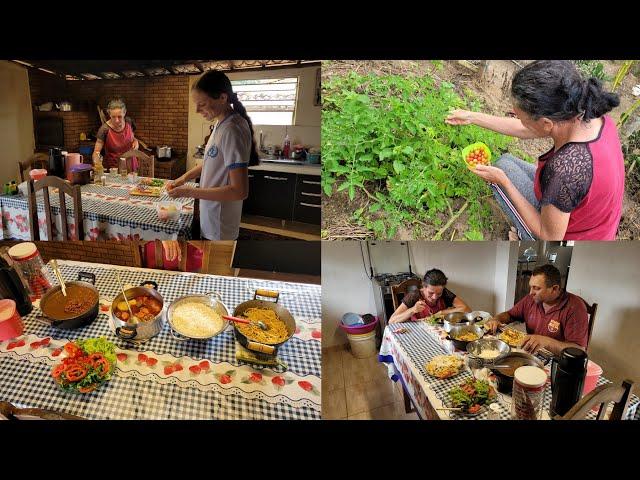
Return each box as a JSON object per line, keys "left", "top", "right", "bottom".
{"left": 166, "top": 177, "right": 185, "bottom": 191}
{"left": 445, "top": 109, "right": 475, "bottom": 126}
{"left": 413, "top": 300, "right": 427, "bottom": 315}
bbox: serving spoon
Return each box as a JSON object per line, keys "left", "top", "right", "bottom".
{"left": 114, "top": 272, "right": 137, "bottom": 323}
{"left": 223, "top": 315, "right": 268, "bottom": 331}
{"left": 51, "top": 260, "right": 66, "bottom": 297}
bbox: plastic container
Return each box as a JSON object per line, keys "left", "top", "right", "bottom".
{"left": 462, "top": 142, "right": 492, "bottom": 170}
{"left": 156, "top": 201, "right": 181, "bottom": 222}
{"left": 340, "top": 315, "right": 379, "bottom": 335}
{"left": 0, "top": 299, "right": 24, "bottom": 341}
{"left": 306, "top": 153, "right": 321, "bottom": 164}
{"left": 583, "top": 360, "right": 603, "bottom": 395}
{"left": 29, "top": 169, "right": 48, "bottom": 181}
{"left": 346, "top": 330, "right": 377, "bottom": 358}
{"left": 511, "top": 366, "right": 547, "bottom": 420}
{"left": 70, "top": 164, "right": 93, "bottom": 185}
{"left": 8, "top": 242, "right": 53, "bottom": 299}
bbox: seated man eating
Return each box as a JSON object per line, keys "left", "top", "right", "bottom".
{"left": 389, "top": 268, "right": 471, "bottom": 324}
{"left": 485, "top": 264, "right": 589, "bottom": 355}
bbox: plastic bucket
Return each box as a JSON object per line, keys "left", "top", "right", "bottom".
{"left": 340, "top": 316, "right": 378, "bottom": 335}
{"left": 0, "top": 299, "right": 24, "bottom": 341}
{"left": 583, "top": 360, "right": 603, "bottom": 395}
{"left": 346, "top": 330, "right": 377, "bottom": 358}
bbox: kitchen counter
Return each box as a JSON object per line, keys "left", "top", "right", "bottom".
{"left": 250, "top": 162, "right": 321, "bottom": 176}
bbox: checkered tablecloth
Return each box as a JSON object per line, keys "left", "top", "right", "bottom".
{"left": 379, "top": 322, "right": 640, "bottom": 420}
{"left": 0, "top": 176, "right": 195, "bottom": 241}
{"left": 0, "top": 261, "right": 321, "bottom": 420}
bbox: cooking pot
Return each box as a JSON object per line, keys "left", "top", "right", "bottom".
{"left": 110, "top": 284, "right": 164, "bottom": 341}
{"left": 231, "top": 289, "right": 296, "bottom": 356}
{"left": 446, "top": 324, "right": 484, "bottom": 351}
{"left": 37, "top": 272, "right": 99, "bottom": 329}
{"left": 56, "top": 102, "right": 72, "bottom": 112}
{"left": 489, "top": 351, "right": 545, "bottom": 394}
{"left": 166, "top": 292, "right": 230, "bottom": 341}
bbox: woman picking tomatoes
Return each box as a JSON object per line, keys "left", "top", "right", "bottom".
{"left": 446, "top": 60, "right": 624, "bottom": 241}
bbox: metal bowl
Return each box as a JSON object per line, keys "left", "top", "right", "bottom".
{"left": 488, "top": 351, "right": 544, "bottom": 394}
{"left": 447, "top": 324, "right": 485, "bottom": 351}
{"left": 467, "top": 311, "right": 492, "bottom": 324}
{"left": 166, "top": 292, "right": 230, "bottom": 341}
{"left": 466, "top": 338, "right": 511, "bottom": 364}
{"left": 443, "top": 312, "right": 471, "bottom": 332}
{"left": 110, "top": 286, "right": 165, "bottom": 341}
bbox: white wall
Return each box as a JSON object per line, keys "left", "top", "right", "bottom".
{"left": 0, "top": 61, "right": 35, "bottom": 184}
{"left": 187, "top": 65, "right": 321, "bottom": 170}
{"left": 494, "top": 241, "right": 518, "bottom": 313}
{"left": 408, "top": 242, "right": 500, "bottom": 314}
{"left": 566, "top": 241, "right": 640, "bottom": 385}
{"left": 322, "top": 241, "right": 377, "bottom": 348}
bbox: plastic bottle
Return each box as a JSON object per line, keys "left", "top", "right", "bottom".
{"left": 283, "top": 132, "right": 291, "bottom": 159}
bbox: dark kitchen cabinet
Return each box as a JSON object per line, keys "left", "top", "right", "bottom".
{"left": 293, "top": 175, "right": 321, "bottom": 224}
{"left": 243, "top": 170, "right": 297, "bottom": 220}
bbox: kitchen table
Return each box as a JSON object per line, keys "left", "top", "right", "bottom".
{"left": 0, "top": 260, "right": 321, "bottom": 420}
{"left": 379, "top": 321, "right": 639, "bottom": 420}
{"left": 0, "top": 176, "right": 195, "bottom": 241}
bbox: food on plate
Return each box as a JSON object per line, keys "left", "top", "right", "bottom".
{"left": 114, "top": 294, "right": 162, "bottom": 323}
{"left": 51, "top": 337, "right": 116, "bottom": 393}
{"left": 477, "top": 348, "right": 501, "bottom": 359}
{"left": 139, "top": 178, "right": 165, "bottom": 187}
{"left": 426, "top": 355, "right": 464, "bottom": 379}
{"left": 236, "top": 308, "right": 289, "bottom": 344}
{"left": 172, "top": 302, "right": 224, "bottom": 337}
{"left": 130, "top": 185, "right": 162, "bottom": 196}
{"left": 44, "top": 284, "right": 97, "bottom": 319}
{"left": 453, "top": 331, "right": 479, "bottom": 342}
{"left": 447, "top": 378, "right": 496, "bottom": 414}
{"left": 499, "top": 328, "right": 526, "bottom": 347}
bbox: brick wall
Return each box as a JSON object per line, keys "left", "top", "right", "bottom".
{"left": 0, "top": 241, "right": 141, "bottom": 267}
{"left": 28, "top": 70, "right": 189, "bottom": 157}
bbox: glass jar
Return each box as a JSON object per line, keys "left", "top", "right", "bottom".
{"left": 7, "top": 242, "right": 54, "bottom": 299}
{"left": 119, "top": 157, "right": 128, "bottom": 178}
{"left": 511, "top": 366, "right": 547, "bottom": 420}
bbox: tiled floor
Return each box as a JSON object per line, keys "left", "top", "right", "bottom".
{"left": 322, "top": 344, "right": 419, "bottom": 420}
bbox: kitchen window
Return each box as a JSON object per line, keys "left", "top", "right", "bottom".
{"left": 231, "top": 77, "right": 298, "bottom": 126}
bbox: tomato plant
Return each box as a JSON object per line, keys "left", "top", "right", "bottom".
{"left": 322, "top": 72, "right": 517, "bottom": 239}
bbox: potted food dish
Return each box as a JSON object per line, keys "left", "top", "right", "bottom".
{"left": 231, "top": 290, "right": 295, "bottom": 356}
{"left": 466, "top": 338, "right": 511, "bottom": 365}
{"left": 442, "top": 312, "right": 472, "bottom": 332}
{"left": 489, "top": 351, "right": 545, "bottom": 394}
{"left": 166, "top": 292, "right": 229, "bottom": 341}
{"left": 38, "top": 272, "right": 99, "bottom": 329}
{"left": 110, "top": 286, "right": 164, "bottom": 341}
{"left": 70, "top": 164, "right": 93, "bottom": 185}
{"left": 447, "top": 324, "right": 484, "bottom": 351}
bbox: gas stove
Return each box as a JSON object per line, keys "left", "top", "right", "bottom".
{"left": 374, "top": 272, "right": 417, "bottom": 287}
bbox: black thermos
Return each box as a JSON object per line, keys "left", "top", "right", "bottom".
{"left": 550, "top": 347, "right": 588, "bottom": 417}
{"left": 0, "top": 264, "right": 33, "bottom": 317}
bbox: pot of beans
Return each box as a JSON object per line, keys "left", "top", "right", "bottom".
{"left": 38, "top": 272, "right": 99, "bottom": 329}
{"left": 110, "top": 284, "right": 164, "bottom": 341}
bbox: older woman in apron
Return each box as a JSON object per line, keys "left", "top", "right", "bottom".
{"left": 92, "top": 98, "right": 139, "bottom": 172}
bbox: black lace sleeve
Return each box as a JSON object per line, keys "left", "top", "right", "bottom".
{"left": 540, "top": 143, "right": 593, "bottom": 213}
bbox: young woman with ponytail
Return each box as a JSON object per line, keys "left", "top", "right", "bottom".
{"left": 167, "top": 71, "right": 259, "bottom": 240}
{"left": 446, "top": 60, "right": 625, "bottom": 241}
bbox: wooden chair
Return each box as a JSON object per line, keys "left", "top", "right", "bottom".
{"left": 390, "top": 278, "right": 422, "bottom": 311}
{"left": 18, "top": 153, "right": 49, "bottom": 182}
{"left": 582, "top": 299, "right": 598, "bottom": 348}
{"left": 27, "top": 177, "right": 83, "bottom": 241}
{"left": 0, "top": 401, "right": 84, "bottom": 420}
{"left": 144, "top": 240, "right": 216, "bottom": 273}
{"left": 556, "top": 380, "right": 634, "bottom": 420}
{"left": 120, "top": 149, "right": 155, "bottom": 178}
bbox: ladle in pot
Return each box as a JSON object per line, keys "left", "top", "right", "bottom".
{"left": 114, "top": 272, "right": 136, "bottom": 323}
{"left": 51, "top": 260, "right": 66, "bottom": 297}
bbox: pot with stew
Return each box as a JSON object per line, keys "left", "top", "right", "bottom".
{"left": 38, "top": 272, "right": 99, "bottom": 329}
{"left": 489, "top": 352, "right": 545, "bottom": 394}
{"left": 110, "top": 285, "right": 164, "bottom": 341}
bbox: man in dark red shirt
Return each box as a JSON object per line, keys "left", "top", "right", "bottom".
{"left": 389, "top": 269, "right": 471, "bottom": 324}
{"left": 485, "top": 264, "right": 589, "bottom": 355}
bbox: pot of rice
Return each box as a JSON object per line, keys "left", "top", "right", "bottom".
{"left": 166, "top": 292, "right": 230, "bottom": 341}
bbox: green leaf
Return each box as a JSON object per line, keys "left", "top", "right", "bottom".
{"left": 348, "top": 185, "right": 355, "bottom": 201}
{"left": 393, "top": 160, "right": 405, "bottom": 174}
{"left": 402, "top": 146, "right": 414, "bottom": 155}
{"left": 369, "top": 203, "right": 382, "bottom": 213}
{"left": 464, "top": 230, "right": 484, "bottom": 241}
{"left": 337, "top": 181, "right": 350, "bottom": 192}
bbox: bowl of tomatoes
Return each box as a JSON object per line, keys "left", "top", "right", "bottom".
{"left": 462, "top": 142, "right": 492, "bottom": 170}
{"left": 51, "top": 337, "right": 116, "bottom": 394}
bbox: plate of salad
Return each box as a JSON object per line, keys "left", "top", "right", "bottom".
{"left": 51, "top": 337, "right": 117, "bottom": 394}
{"left": 445, "top": 378, "right": 497, "bottom": 416}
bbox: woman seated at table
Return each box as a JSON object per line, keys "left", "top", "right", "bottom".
{"left": 388, "top": 269, "right": 471, "bottom": 324}
{"left": 166, "top": 71, "right": 259, "bottom": 240}
{"left": 92, "top": 98, "right": 140, "bottom": 171}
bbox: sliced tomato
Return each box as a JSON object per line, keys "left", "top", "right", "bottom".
{"left": 88, "top": 353, "right": 105, "bottom": 365}
{"left": 64, "top": 342, "right": 82, "bottom": 358}
{"left": 78, "top": 383, "right": 99, "bottom": 393}
{"left": 94, "top": 358, "right": 111, "bottom": 377}
{"left": 52, "top": 364, "right": 66, "bottom": 379}
{"left": 65, "top": 365, "right": 88, "bottom": 382}
{"left": 468, "top": 404, "right": 481, "bottom": 414}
